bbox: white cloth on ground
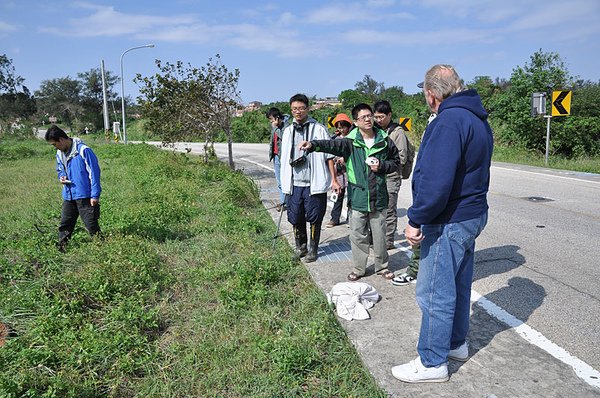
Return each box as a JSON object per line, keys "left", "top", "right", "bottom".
{"left": 326, "top": 282, "right": 380, "bottom": 321}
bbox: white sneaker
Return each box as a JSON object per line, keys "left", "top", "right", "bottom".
{"left": 391, "top": 356, "right": 449, "bottom": 383}
{"left": 448, "top": 342, "right": 469, "bottom": 361}
{"left": 391, "top": 272, "right": 416, "bottom": 286}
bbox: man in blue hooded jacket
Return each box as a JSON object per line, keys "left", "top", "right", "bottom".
{"left": 391, "top": 65, "right": 493, "bottom": 383}
{"left": 45, "top": 125, "right": 102, "bottom": 251}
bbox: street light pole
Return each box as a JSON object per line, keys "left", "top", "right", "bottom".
{"left": 120, "top": 43, "right": 155, "bottom": 144}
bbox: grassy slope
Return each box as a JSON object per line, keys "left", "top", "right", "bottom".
{"left": 0, "top": 138, "right": 384, "bottom": 397}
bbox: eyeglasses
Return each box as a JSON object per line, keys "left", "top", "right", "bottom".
{"left": 373, "top": 114, "right": 387, "bottom": 121}
{"left": 355, "top": 114, "right": 373, "bottom": 122}
{"left": 291, "top": 107, "right": 307, "bottom": 112}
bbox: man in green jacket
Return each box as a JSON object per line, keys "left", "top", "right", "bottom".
{"left": 299, "top": 103, "right": 401, "bottom": 281}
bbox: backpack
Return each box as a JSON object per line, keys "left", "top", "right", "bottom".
{"left": 401, "top": 133, "right": 415, "bottom": 179}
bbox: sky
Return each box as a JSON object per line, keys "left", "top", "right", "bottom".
{"left": 1, "top": 0, "right": 600, "bottom": 105}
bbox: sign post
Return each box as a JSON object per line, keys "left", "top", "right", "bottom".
{"left": 533, "top": 90, "right": 572, "bottom": 166}
{"left": 544, "top": 115, "right": 552, "bottom": 166}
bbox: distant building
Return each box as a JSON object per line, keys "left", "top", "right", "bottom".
{"left": 312, "top": 97, "right": 342, "bottom": 109}
{"left": 246, "top": 101, "right": 262, "bottom": 111}
{"left": 234, "top": 100, "right": 264, "bottom": 117}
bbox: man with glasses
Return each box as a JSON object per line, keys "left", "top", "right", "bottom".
{"left": 298, "top": 103, "right": 401, "bottom": 281}
{"left": 391, "top": 65, "right": 493, "bottom": 383}
{"left": 373, "top": 100, "right": 409, "bottom": 251}
{"left": 279, "top": 93, "right": 337, "bottom": 263}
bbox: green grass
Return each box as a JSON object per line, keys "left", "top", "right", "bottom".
{"left": 123, "top": 119, "right": 160, "bottom": 142}
{"left": 0, "top": 138, "right": 385, "bottom": 397}
{"left": 492, "top": 145, "right": 600, "bottom": 174}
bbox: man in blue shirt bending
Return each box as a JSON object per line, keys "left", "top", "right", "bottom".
{"left": 45, "top": 125, "right": 102, "bottom": 251}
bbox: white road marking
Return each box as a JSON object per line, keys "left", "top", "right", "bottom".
{"left": 492, "top": 165, "right": 600, "bottom": 185}
{"left": 239, "top": 157, "right": 274, "bottom": 172}
{"left": 472, "top": 291, "right": 600, "bottom": 388}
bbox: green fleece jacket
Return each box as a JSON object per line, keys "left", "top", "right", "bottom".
{"left": 308, "top": 127, "right": 401, "bottom": 212}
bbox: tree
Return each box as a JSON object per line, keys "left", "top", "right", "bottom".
{"left": 78, "top": 68, "right": 119, "bottom": 129}
{"left": 200, "top": 55, "right": 241, "bottom": 168}
{"left": 379, "top": 85, "right": 405, "bottom": 109}
{"left": 338, "top": 89, "right": 371, "bottom": 112}
{"left": 355, "top": 75, "right": 384, "bottom": 101}
{"left": 467, "top": 76, "right": 501, "bottom": 112}
{"left": 136, "top": 55, "right": 241, "bottom": 167}
{"left": 571, "top": 80, "right": 600, "bottom": 117}
{"left": 492, "top": 49, "right": 574, "bottom": 154}
{"left": 0, "top": 54, "right": 24, "bottom": 94}
{"left": 35, "top": 77, "right": 82, "bottom": 129}
{"left": 0, "top": 54, "right": 36, "bottom": 125}
{"left": 229, "top": 110, "right": 270, "bottom": 143}
{"left": 556, "top": 80, "right": 600, "bottom": 157}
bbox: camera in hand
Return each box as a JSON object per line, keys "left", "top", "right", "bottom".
{"left": 290, "top": 154, "right": 307, "bottom": 167}
{"left": 365, "top": 156, "right": 378, "bottom": 166}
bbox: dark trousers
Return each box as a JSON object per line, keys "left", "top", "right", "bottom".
{"left": 287, "top": 186, "right": 327, "bottom": 226}
{"left": 59, "top": 199, "right": 101, "bottom": 245}
{"left": 329, "top": 187, "right": 346, "bottom": 224}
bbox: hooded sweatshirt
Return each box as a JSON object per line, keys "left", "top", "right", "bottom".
{"left": 407, "top": 89, "right": 493, "bottom": 227}
{"left": 56, "top": 137, "right": 102, "bottom": 201}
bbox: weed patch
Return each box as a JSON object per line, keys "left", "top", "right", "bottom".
{"left": 0, "top": 138, "right": 385, "bottom": 397}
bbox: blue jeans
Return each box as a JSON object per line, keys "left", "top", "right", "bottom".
{"left": 416, "top": 211, "right": 488, "bottom": 367}
{"left": 273, "top": 155, "right": 285, "bottom": 204}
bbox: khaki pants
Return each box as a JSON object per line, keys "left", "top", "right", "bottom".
{"left": 349, "top": 209, "right": 389, "bottom": 276}
{"left": 385, "top": 177, "right": 402, "bottom": 245}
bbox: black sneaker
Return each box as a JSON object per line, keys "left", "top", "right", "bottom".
{"left": 391, "top": 272, "right": 416, "bottom": 286}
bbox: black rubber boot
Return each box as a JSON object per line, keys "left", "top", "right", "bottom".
{"left": 293, "top": 225, "right": 308, "bottom": 259}
{"left": 305, "top": 223, "right": 322, "bottom": 263}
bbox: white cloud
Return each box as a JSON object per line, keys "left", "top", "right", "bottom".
{"left": 306, "top": 2, "right": 412, "bottom": 24}
{"left": 40, "top": 3, "right": 197, "bottom": 37}
{"left": 342, "top": 27, "right": 498, "bottom": 46}
{"left": 505, "top": 1, "right": 599, "bottom": 33}
{"left": 35, "top": 3, "right": 328, "bottom": 59}
{"left": 368, "top": 0, "right": 396, "bottom": 7}
{"left": 338, "top": 0, "right": 600, "bottom": 50}
{"left": 277, "top": 12, "right": 295, "bottom": 25}
{"left": 306, "top": 4, "right": 366, "bottom": 24}
{"left": 0, "top": 20, "right": 18, "bottom": 35}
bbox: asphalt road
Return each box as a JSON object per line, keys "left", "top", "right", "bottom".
{"left": 146, "top": 141, "right": 600, "bottom": 395}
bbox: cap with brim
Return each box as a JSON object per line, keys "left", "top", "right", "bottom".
{"left": 333, "top": 113, "right": 352, "bottom": 126}
{"left": 417, "top": 82, "right": 424, "bottom": 88}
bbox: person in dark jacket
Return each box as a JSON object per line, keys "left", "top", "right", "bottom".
{"left": 391, "top": 65, "right": 493, "bottom": 383}
{"left": 326, "top": 113, "right": 353, "bottom": 228}
{"left": 267, "top": 107, "right": 286, "bottom": 211}
{"left": 45, "top": 125, "right": 102, "bottom": 251}
{"left": 373, "top": 100, "right": 409, "bottom": 249}
{"left": 299, "top": 103, "right": 401, "bottom": 281}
